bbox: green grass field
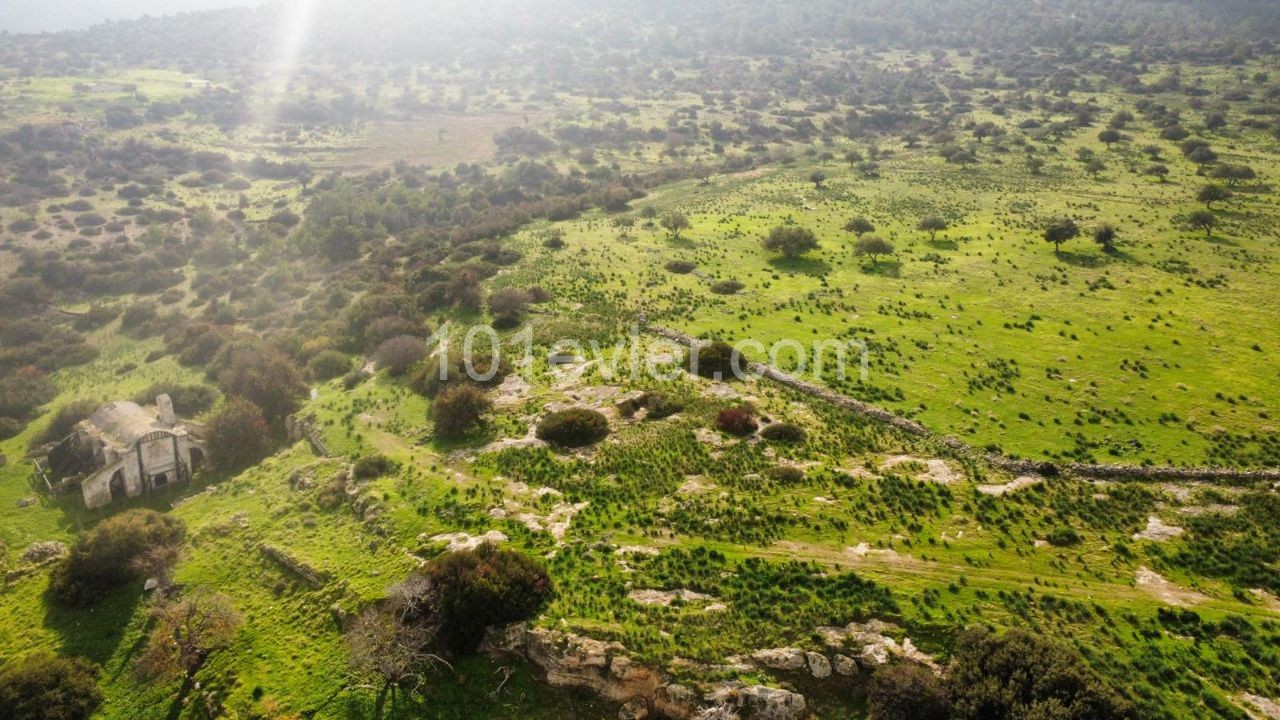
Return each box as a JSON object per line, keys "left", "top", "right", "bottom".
{"left": 502, "top": 113, "right": 1280, "bottom": 468}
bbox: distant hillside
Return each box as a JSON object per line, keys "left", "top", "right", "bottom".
{"left": 0, "top": 0, "right": 261, "bottom": 34}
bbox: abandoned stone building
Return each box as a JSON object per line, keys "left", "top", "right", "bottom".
{"left": 40, "top": 394, "right": 206, "bottom": 509}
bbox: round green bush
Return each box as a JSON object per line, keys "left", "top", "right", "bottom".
{"left": 536, "top": 408, "right": 610, "bottom": 447}
{"left": 760, "top": 422, "right": 806, "bottom": 443}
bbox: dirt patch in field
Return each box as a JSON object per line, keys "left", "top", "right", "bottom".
{"left": 331, "top": 114, "right": 547, "bottom": 169}
{"left": 1237, "top": 693, "right": 1280, "bottom": 720}
{"left": 1136, "top": 566, "right": 1208, "bottom": 607}
{"left": 882, "top": 455, "right": 960, "bottom": 484}
{"left": 977, "top": 475, "right": 1041, "bottom": 496}
{"left": 628, "top": 588, "right": 719, "bottom": 606}
{"left": 1132, "top": 516, "right": 1184, "bottom": 542}
{"left": 492, "top": 373, "right": 532, "bottom": 407}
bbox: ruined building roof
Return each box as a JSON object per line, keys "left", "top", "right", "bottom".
{"left": 84, "top": 401, "right": 171, "bottom": 450}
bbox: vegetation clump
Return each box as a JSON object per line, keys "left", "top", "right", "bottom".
{"left": 536, "top": 408, "right": 610, "bottom": 447}
{"left": 49, "top": 510, "right": 185, "bottom": 606}
{"left": 0, "top": 652, "right": 104, "bottom": 720}
{"left": 716, "top": 405, "right": 758, "bottom": 437}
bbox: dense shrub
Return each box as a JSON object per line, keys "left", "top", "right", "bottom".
{"left": 432, "top": 385, "right": 492, "bottom": 439}
{"left": 867, "top": 663, "right": 950, "bottom": 720}
{"left": 204, "top": 398, "right": 272, "bottom": 473}
{"left": 0, "top": 369, "right": 57, "bottom": 422}
{"left": 765, "top": 465, "right": 805, "bottom": 483}
{"left": 946, "top": 628, "right": 1135, "bottom": 720}
{"left": 536, "top": 408, "right": 610, "bottom": 447}
{"left": 760, "top": 422, "right": 806, "bottom": 443}
{"left": 0, "top": 652, "right": 104, "bottom": 720}
{"left": 716, "top": 405, "right": 758, "bottom": 436}
{"left": 49, "top": 510, "right": 186, "bottom": 606}
{"left": 307, "top": 350, "right": 352, "bottom": 381}
{"left": 213, "top": 343, "right": 306, "bottom": 426}
{"left": 1046, "top": 526, "right": 1082, "bottom": 547}
{"left": 488, "top": 288, "right": 533, "bottom": 327}
{"left": 30, "top": 399, "right": 99, "bottom": 449}
{"left": 374, "top": 335, "right": 429, "bottom": 376}
{"left": 664, "top": 260, "right": 696, "bottom": 274}
{"left": 709, "top": 279, "right": 744, "bottom": 295}
{"left": 409, "top": 351, "right": 510, "bottom": 398}
{"left": 419, "top": 543, "right": 552, "bottom": 655}
{"left": 617, "top": 392, "right": 683, "bottom": 420}
{"left": 353, "top": 453, "right": 396, "bottom": 480}
{"left": 688, "top": 340, "right": 743, "bottom": 380}
{"left": 131, "top": 383, "right": 218, "bottom": 417}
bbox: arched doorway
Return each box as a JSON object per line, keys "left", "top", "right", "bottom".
{"left": 189, "top": 447, "right": 205, "bottom": 474}
{"left": 109, "top": 470, "right": 126, "bottom": 502}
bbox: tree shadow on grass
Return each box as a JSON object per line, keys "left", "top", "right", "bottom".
{"left": 1054, "top": 250, "right": 1113, "bottom": 268}
{"left": 858, "top": 260, "right": 901, "bottom": 278}
{"left": 43, "top": 584, "right": 145, "bottom": 666}
{"left": 926, "top": 238, "right": 958, "bottom": 250}
{"left": 767, "top": 256, "right": 831, "bottom": 276}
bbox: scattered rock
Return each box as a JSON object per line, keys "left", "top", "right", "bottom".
{"left": 427, "top": 530, "right": 508, "bottom": 551}
{"left": 706, "top": 682, "right": 806, "bottom": 720}
{"left": 619, "top": 699, "right": 650, "bottom": 720}
{"left": 15, "top": 496, "right": 38, "bottom": 508}
{"left": 750, "top": 648, "right": 806, "bottom": 671}
{"left": 832, "top": 654, "right": 857, "bottom": 676}
{"left": 21, "top": 541, "right": 67, "bottom": 564}
{"left": 805, "top": 652, "right": 831, "bottom": 679}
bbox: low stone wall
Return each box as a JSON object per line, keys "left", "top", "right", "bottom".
{"left": 648, "top": 325, "right": 1280, "bottom": 483}
{"left": 260, "top": 543, "right": 328, "bottom": 587}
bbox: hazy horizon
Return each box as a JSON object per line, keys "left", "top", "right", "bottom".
{"left": 0, "top": 0, "right": 263, "bottom": 33}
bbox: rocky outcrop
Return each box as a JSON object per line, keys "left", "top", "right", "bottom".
{"left": 21, "top": 541, "right": 67, "bottom": 564}
{"left": 483, "top": 625, "right": 809, "bottom": 720}
{"left": 750, "top": 648, "right": 806, "bottom": 671}
{"left": 706, "top": 683, "right": 806, "bottom": 720}
{"left": 485, "top": 625, "right": 662, "bottom": 705}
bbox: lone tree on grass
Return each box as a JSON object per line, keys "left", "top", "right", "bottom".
{"left": 345, "top": 575, "right": 448, "bottom": 716}
{"left": 660, "top": 211, "right": 691, "bottom": 240}
{"left": 1093, "top": 224, "right": 1119, "bottom": 254}
{"left": 1197, "top": 183, "right": 1230, "bottom": 209}
{"left": 1144, "top": 164, "right": 1170, "bottom": 182}
{"left": 1211, "top": 163, "right": 1256, "bottom": 187}
{"left": 1097, "top": 128, "right": 1122, "bottom": 148}
{"left": 855, "top": 235, "right": 895, "bottom": 265}
{"left": 809, "top": 170, "right": 827, "bottom": 189}
{"left": 761, "top": 225, "right": 819, "bottom": 259}
{"left": 1085, "top": 158, "right": 1107, "bottom": 178}
{"left": 1043, "top": 217, "right": 1081, "bottom": 253}
{"left": 918, "top": 216, "right": 948, "bottom": 241}
{"left": 844, "top": 216, "right": 875, "bottom": 237}
{"left": 136, "top": 591, "right": 242, "bottom": 682}
{"left": 1186, "top": 210, "right": 1218, "bottom": 238}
